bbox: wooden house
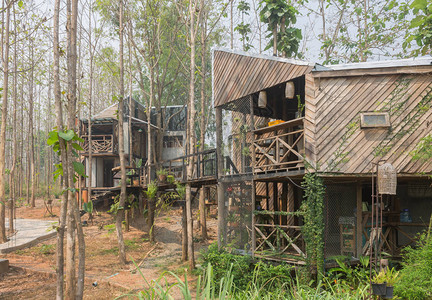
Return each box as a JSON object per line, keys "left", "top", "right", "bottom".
{"left": 212, "top": 48, "right": 432, "bottom": 263}
{"left": 79, "top": 99, "right": 187, "bottom": 199}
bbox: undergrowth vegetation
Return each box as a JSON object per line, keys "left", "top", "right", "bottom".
{"left": 394, "top": 219, "right": 432, "bottom": 300}
{"left": 120, "top": 218, "right": 432, "bottom": 300}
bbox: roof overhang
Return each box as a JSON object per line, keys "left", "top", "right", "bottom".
{"left": 212, "top": 48, "right": 315, "bottom": 108}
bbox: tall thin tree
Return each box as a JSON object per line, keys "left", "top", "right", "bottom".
{"left": 116, "top": 0, "right": 127, "bottom": 265}
{"left": 0, "top": 0, "right": 12, "bottom": 243}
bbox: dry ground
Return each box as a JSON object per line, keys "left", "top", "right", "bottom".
{"left": 0, "top": 197, "right": 217, "bottom": 299}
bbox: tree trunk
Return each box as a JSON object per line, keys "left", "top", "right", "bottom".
{"left": 148, "top": 197, "right": 155, "bottom": 243}
{"left": 116, "top": 0, "right": 127, "bottom": 265}
{"left": 53, "top": 0, "right": 68, "bottom": 298}
{"left": 198, "top": 14, "right": 208, "bottom": 240}
{"left": 65, "top": 0, "right": 85, "bottom": 298}
{"left": 184, "top": 0, "right": 204, "bottom": 270}
{"left": 29, "top": 42, "right": 35, "bottom": 208}
{"left": 87, "top": 0, "right": 93, "bottom": 207}
{"left": 0, "top": 0, "right": 11, "bottom": 243}
{"left": 9, "top": 3, "right": 18, "bottom": 234}
{"left": 182, "top": 203, "right": 188, "bottom": 261}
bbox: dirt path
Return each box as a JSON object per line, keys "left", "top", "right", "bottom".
{"left": 0, "top": 198, "right": 217, "bottom": 299}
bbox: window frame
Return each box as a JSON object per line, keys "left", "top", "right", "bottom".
{"left": 360, "top": 112, "right": 390, "bottom": 129}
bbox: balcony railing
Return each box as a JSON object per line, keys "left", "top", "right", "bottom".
{"left": 253, "top": 118, "right": 305, "bottom": 173}
{"left": 82, "top": 135, "right": 116, "bottom": 154}
{"left": 141, "top": 149, "right": 218, "bottom": 185}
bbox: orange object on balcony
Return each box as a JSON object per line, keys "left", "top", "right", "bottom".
{"left": 268, "top": 120, "right": 284, "bottom": 127}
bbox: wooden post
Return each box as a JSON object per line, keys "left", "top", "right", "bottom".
{"left": 356, "top": 182, "right": 363, "bottom": 258}
{"left": 216, "top": 107, "right": 226, "bottom": 248}
{"left": 251, "top": 179, "right": 256, "bottom": 257}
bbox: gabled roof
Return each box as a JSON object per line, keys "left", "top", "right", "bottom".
{"left": 212, "top": 48, "right": 315, "bottom": 107}
{"left": 92, "top": 103, "right": 118, "bottom": 120}
{"left": 89, "top": 97, "right": 146, "bottom": 121}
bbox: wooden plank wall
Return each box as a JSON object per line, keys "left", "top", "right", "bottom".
{"left": 213, "top": 50, "right": 313, "bottom": 108}
{"left": 305, "top": 72, "right": 432, "bottom": 174}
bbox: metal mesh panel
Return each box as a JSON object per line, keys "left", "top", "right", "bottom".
{"left": 221, "top": 96, "right": 254, "bottom": 175}
{"left": 324, "top": 183, "right": 357, "bottom": 258}
{"left": 225, "top": 181, "right": 253, "bottom": 251}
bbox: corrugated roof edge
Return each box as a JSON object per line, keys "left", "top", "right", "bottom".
{"left": 212, "top": 47, "right": 316, "bottom": 67}
{"left": 322, "top": 56, "right": 432, "bottom": 71}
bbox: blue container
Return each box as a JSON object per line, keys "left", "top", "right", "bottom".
{"left": 400, "top": 209, "right": 412, "bottom": 223}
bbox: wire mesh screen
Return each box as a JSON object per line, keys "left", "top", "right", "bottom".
{"left": 221, "top": 96, "right": 254, "bottom": 175}
{"left": 324, "top": 183, "right": 357, "bottom": 258}
{"left": 225, "top": 181, "right": 253, "bottom": 251}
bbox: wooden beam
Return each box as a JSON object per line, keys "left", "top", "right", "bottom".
{"left": 216, "top": 107, "right": 226, "bottom": 248}
{"left": 356, "top": 182, "right": 362, "bottom": 258}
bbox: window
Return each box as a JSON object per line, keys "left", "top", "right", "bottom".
{"left": 163, "top": 136, "right": 183, "bottom": 148}
{"left": 360, "top": 112, "right": 390, "bottom": 128}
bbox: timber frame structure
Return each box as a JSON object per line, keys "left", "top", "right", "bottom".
{"left": 79, "top": 99, "right": 187, "bottom": 203}
{"left": 212, "top": 48, "right": 432, "bottom": 264}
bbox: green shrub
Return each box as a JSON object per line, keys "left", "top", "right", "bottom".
{"left": 394, "top": 221, "right": 432, "bottom": 300}
{"left": 199, "top": 243, "right": 294, "bottom": 293}
{"left": 252, "top": 261, "right": 293, "bottom": 291}
{"left": 199, "top": 243, "right": 254, "bottom": 291}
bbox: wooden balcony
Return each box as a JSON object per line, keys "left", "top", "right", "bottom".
{"left": 82, "top": 135, "right": 116, "bottom": 154}
{"left": 253, "top": 118, "right": 305, "bottom": 173}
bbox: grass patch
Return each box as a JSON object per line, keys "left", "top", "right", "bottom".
{"left": 14, "top": 244, "right": 56, "bottom": 256}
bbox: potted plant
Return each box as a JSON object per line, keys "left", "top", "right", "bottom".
{"left": 372, "top": 269, "right": 387, "bottom": 296}
{"left": 384, "top": 268, "right": 399, "bottom": 299}
{"left": 227, "top": 213, "right": 239, "bottom": 227}
{"left": 156, "top": 168, "right": 168, "bottom": 182}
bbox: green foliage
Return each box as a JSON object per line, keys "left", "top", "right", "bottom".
{"left": 301, "top": 173, "right": 325, "bottom": 280}
{"left": 372, "top": 268, "right": 387, "bottom": 284}
{"left": 251, "top": 261, "right": 293, "bottom": 291}
{"left": 145, "top": 180, "right": 158, "bottom": 199}
{"left": 410, "top": 134, "right": 432, "bottom": 161}
{"left": 83, "top": 201, "right": 93, "bottom": 214}
{"left": 121, "top": 245, "right": 373, "bottom": 299}
{"left": 327, "top": 257, "right": 370, "bottom": 290}
{"left": 156, "top": 168, "right": 168, "bottom": 176}
{"left": 199, "top": 243, "right": 254, "bottom": 291}
{"left": 103, "top": 223, "right": 116, "bottom": 234}
{"left": 259, "top": 0, "right": 302, "bottom": 58}
{"left": 384, "top": 267, "right": 400, "bottom": 286}
{"left": 108, "top": 195, "right": 123, "bottom": 214}
{"left": 39, "top": 244, "right": 56, "bottom": 255}
{"left": 47, "top": 128, "right": 86, "bottom": 182}
{"left": 235, "top": 0, "right": 253, "bottom": 51}
{"left": 318, "top": 0, "right": 410, "bottom": 63}
{"left": 167, "top": 175, "right": 175, "bottom": 184}
{"left": 198, "top": 243, "right": 294, "bottom": 294}
{"left": 404, "top": 0, "right": 432, "bottom": 55}
{"left": 394, "top": 218, "right": 432, "bottom": 299}
{"left": 175, "top": 182, "right": 186, "bottom": 199}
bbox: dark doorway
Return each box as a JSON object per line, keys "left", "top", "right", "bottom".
{"left": 103, "top": 159, "right": 114, "bottom": 187}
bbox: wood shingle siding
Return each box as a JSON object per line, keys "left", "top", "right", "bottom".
{"left": 306, "top": 71, "right": 432, "bottom": 174}
{"left": 213, "top": 49, "right": 314, "bottom": 107}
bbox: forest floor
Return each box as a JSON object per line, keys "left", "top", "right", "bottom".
{"left": 0, "top": 197, "right": 217, "bottom": 299}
